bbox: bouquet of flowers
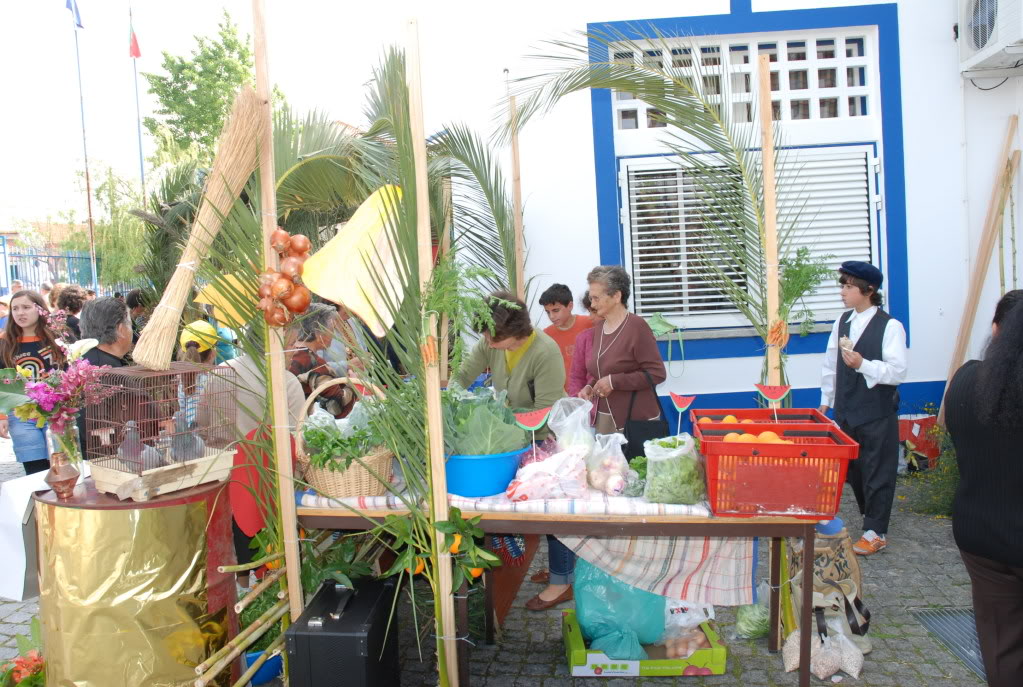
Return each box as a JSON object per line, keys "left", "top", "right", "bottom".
{"left": 0, "top": 339, "right": 115, "bottom": 463}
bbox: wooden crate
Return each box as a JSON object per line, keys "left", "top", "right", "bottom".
{"left": 91, "top": 448, "right": 234, "bottom": 502}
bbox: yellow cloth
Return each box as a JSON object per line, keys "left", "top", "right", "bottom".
{"left": 179, "top": 320, "right": 219, "bottom": 352}
{"left": 504, "top": 331, "right": 536, "bottom": 372}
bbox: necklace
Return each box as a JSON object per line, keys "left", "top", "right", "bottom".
{"left": 597, "top": 313, "right": 629, "bottom": 359}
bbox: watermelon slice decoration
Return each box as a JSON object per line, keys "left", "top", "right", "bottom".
{"left": 515, "top": 407, "right": 552, "bottom": 431}
{"left": 669, "top": 393, "right": 696, "bottom": 413}
{"left": 755, "top": 384, "right": 791, "bottom": 404}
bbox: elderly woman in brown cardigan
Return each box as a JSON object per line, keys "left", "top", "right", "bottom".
{"left": 578, "top": 265, "right": 666, "bottom": 434}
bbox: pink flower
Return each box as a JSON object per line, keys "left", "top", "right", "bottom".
{"left": 25, "top": 382, "right": 66, "bottom": 413}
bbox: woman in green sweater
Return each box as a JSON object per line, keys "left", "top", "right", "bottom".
{"left": 455, "top": 291, "right": 566, "bottom": 421}
{"left": 454, "top": 292, "right": 574, "bottom": 611}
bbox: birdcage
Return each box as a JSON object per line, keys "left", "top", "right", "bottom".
{"left": 85, "top": 362, "right": 238, "bottom": 501}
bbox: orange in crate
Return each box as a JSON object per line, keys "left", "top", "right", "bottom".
{"left": 692, "top": 410, "right": 859, "bottom": 520}
{"left": 691, "top": 408, "right": 833, "bottom": 425}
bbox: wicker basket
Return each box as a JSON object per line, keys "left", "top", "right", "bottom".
{"left": 296, "top": 377, "right": 394, "bottom": 499}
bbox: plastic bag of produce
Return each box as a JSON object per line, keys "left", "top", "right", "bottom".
{"left": 662, "top": 600, "right": 715, "bottom": 657}
{"left": 587, "top": 433, "right": 629, "bottom": 495}
{"left": 549, "top": 398, "right": 595, "bottom": 456}
{"left": 505, "top": 444, "right": 588, "bottom": 501}
{"left": 622, "top": 469, "right": 645, "bottom": 497}
{"left": 733, "top": 581, "right": 771, "bottom": 639}
{"left": 642, "top": 434, "right": 706, "bottom": 505}
{"left": 574, "top": 558, "right": 665, "bottom": 660}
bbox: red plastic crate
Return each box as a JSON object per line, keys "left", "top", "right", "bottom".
{"left": 692, "top": 408, "right": 833, "bottom": 425}
{"left": 691, "top": 411, "right": 860, "bottom": 519}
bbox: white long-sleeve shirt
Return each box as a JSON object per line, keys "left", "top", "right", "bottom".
{"left": 819, "top": 306, "right": 908, "bottom": 408}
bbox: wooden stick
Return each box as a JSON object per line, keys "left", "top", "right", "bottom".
{"left": 509, "top": 95, "right": 526, "bottom": 300}
{"left": 195, "top": 602, "right": 289, "bottom": 686}
{"left": 407, "top": 19, "right": 459, "bottom": 687}
{"left": 252, "top": 0, "right": 304, "bottom": 621}
{"left": 939, "top": 114, "right": 1020, "bottom": 420}
{"left": 440, "top": 177, "right": 453, "bottom": 383}
{"left": 218, "top": 553, "right": 284, "bottom": 574}
{"left": 196, "top": 599, "right": 288, "bottom": 675}
{"left": 229, "top": 635, "right": 285, "bottom": 687}
{"left": 235, "top": 565, "right": 289, "bottom": 614}
{"left": 757, "top": 55, "right": 782, "bottom": 392}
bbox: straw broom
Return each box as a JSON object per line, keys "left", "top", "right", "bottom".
{"left": 133, "top": 87, "right": 264, "bottom": 370}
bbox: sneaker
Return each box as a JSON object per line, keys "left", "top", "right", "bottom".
{"left": 853, "top": 530, "right": 887, "bottom": 555}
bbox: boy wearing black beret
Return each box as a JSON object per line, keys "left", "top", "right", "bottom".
{"left": 819, "top": 261, "right": 908, "bottom": 555}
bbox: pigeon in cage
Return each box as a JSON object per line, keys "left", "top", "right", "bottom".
{"left": 117, "top": 420, "right": 161, "bottom": 472}
{"left": 170, "top": 411, "right": 206, "bottom": 462}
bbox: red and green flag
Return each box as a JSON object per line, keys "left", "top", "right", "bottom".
{"left": 129, "top": 12, "right": 141, "bottom": 58}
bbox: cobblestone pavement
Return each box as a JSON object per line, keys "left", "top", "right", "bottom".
{"left": 0, "top": 447, "right": 982, "bottom": 685}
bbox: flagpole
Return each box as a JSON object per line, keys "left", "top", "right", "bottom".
{"left": 131, "top": 6, "right": 145, "bottom": 197}
{"left": 71, "top": 19, "right": 99, "bottom": 291}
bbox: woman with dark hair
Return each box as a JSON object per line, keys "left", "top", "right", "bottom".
{"left": 455, "top": 291, "right": 570, "bottom": 611}
{"left": 454, "top": 290, "right": 567, "bottom": 418}
{"left": 946, "top": 289, "right": 1023, "bottom": 687}
{"left": 0, "top": 291, "right": 67, "bottom": 474}
{"left": 578, "top": 266, "right": 666, "bottom": 436}
{"left": 57, "top": 284, "right": 87, "bottom": 340}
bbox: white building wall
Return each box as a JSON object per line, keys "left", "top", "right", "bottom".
{"left": 265, "top": 0, "right": 1021, "bottom": 398}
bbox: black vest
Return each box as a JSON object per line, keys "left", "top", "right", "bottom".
{"left": 834, "top": 308, "right": 899, "bottom": 428}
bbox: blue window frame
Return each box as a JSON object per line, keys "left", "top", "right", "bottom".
{"left": 587, "top": 1, "right": 906, "bottom": 361}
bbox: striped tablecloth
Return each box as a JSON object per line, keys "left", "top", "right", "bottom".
{"left": 298, "top": 489, "right": 755, "bottom": 605}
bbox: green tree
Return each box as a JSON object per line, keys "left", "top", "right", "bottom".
{"left": 62, "top": 167, "right": 148, "bottom": 286}
{"left": 142, "top": 11, "right": 253, "bottom": 159}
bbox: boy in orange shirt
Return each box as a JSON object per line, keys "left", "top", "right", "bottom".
{"left": 540, "top": 284, "right": 593, "bottom": 391}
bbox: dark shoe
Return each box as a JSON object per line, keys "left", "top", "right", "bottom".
{"left": 525, "top": 587, "right": 573, "bottom": 611}
{"left": 529, "top": 569, "right": 550, "bottom": 584}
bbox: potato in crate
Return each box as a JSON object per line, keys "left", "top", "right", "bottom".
{"left": 84, "top": 363, "right": 237, "bottom": 501}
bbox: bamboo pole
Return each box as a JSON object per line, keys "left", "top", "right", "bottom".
{"left": 196, "top": 602, "right": 289, "bottom": 686}
{"left": 407, "top": 19, "right": 459, "bottom": 687}
{"left": 196, "top": 599, "right": 288, "bottom": 675}
{"left": 252, "top": 0, "right": 304, "bottom": 621}
{"left": 757, "top": 55, "right": 782, "bottom": 391}
{"left": 235, "top": 565, "right": 289, "bottom": 614}
{"left": 440, "top": 177, "right": 453, "bottom": 383}
{"left": 939, "top": 114, "right": 1020, "bottom": 420}
{"left": 229, "top": 635, "right": 285, "bottom": 687}
{"left": 218, "top": 553, "right": 284, "bottom": 573}
{"left": 509, "top": 95, "right": 526, "bottom": 300}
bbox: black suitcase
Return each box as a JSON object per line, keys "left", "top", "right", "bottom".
{"left": 285, "top": 577, "right": 400, "bottom": 686}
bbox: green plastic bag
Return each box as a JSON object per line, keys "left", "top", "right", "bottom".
{"left": 574, "top": 558, "right": 665, "bottom": 660}
{"left": 646, "top": 312, "right": 684, "bottom": 378}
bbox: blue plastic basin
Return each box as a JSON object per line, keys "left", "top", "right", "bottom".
{"left": 244, "top": 649, "right": 283, "bottom": 685}
{"left": 446, "top": 446, "right": 529, "bottom": 497}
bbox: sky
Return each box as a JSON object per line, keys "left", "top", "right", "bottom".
{"left": 0, "top": 0, "right": 633, "bottom": 227}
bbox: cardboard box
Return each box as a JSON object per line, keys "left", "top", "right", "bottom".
{"left": 562, "top": 609, "right": 727, "bottom": 677}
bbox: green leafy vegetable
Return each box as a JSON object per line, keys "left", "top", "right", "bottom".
{"left": 735, "top": 602, "right": 770, "bottom": 639}
{"left": 643, "top": 450, "right": 706, "bottom": 505}
{"left": 303, "top": 424, "right": 381, "bottom": 472}
{"left": 630, "top": 456, "right": 648, "bottom": 480}
{"left": 443, "top": 387, "right": 527, "bottom": 456}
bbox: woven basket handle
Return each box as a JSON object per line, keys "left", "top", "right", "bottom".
{"left": 297, "top": 376, "right": 386, "bottom": 430}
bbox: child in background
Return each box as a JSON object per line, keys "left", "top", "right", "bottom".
{"left": 540, "top": 283, "right": 592, "bottom": 391}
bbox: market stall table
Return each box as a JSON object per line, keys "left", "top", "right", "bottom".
{"left": 297, "top": 505, "right": 817, "bottom": 687}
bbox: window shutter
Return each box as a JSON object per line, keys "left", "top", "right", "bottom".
{"left": 623, "top": 145, "right": 876, "bottom": 326}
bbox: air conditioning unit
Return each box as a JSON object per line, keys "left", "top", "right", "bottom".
{"left": 960, "top": 0, "right": 1023, "bottom": 72}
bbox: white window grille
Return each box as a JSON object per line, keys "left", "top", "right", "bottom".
{"left": 621, "top": 145, "right": 878, "bottom": 328}
{"left": 612, "top": 31, "right": 876, "bottom": 130}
